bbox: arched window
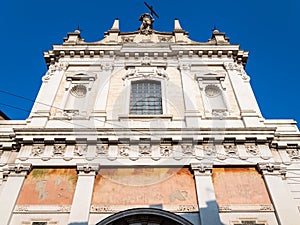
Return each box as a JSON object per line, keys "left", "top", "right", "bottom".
{"left": 130, "top": 80, "right": 162, "bottom": 115}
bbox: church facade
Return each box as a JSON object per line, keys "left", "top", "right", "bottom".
{"left": 0, "top": 14, "right": 300, "bottom": 225}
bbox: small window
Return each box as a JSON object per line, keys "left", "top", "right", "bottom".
{"left": 32, "top": 222, "right": 47, "bottom": 225}
{"left": 233, "top": 221, "right": 265, "bottom": 225}
{"left": 130, "top": 80, "right": 162, "bottom": 115}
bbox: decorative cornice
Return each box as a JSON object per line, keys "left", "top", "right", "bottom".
{"left": 7, "top": 163, "right": 32, "bottom": 176}
{"left": 77, "top": 163, "right": 100, "bottom": 175}
{"left": 190, "top": 163, "right": 213, "bottom": 176}
{"left": 258, "top": 163, "right": 287, "bottom": 177}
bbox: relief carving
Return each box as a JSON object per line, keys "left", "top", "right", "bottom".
{"left": 246, "top": 145, "right": 258, "bottom": 155}
{"left": 160, "top": 145, "right": 172, "bottom": 156}
{"left": 42, "top": 62, "right": 68, "bottom": 81}
{"left": 119, "top": 145, "right": 130, "bottom": 157}
{"left": 224, "top": 144, "right": 237, "bottom": 156}
{"left": 91, "top": 205, "right": 113, "bottom": 213}
{"left": 31, "top": 145, "right": 45, "bottom": 157}
{"left": 224, "top": 62, "right": 249, "bottom": 81}
{"left": 139, "top": 144, "right": 151, "bottom": 156}
{"left": 286, "top": 149, "right": 300, "bottom": 160}
{"left": 74, "top": 144, "right": 87, "bottom": 156}
{"left": 181, "top": 144, "right": 194, "bottom": 155}
{"left": 204, "top": 145, "right": 216, "bottom": 156}
{"left": 53, "top": 144, "right": 66, "bottom": 156}
{"left": 176, "top": 205, "right": 197, "bottom": 212}
{"left": 96, "top": 144, "right": 108, "bottom": 155}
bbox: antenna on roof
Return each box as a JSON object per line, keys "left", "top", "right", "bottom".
{"left": 144, "top": 2, "right": 159, "bottom": 18}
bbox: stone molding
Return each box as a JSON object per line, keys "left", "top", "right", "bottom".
{"left": 219, "top": 204, "right": 274, "bottom": 212}
{"left": 258, "top": 163, "right": 287, "bottom": 177}
{"left": 77, "top": 163, "right": 100, "bottom": 176}
{"left": 224, "top": 62, "right": 250, "bottom": 81}
{"left": 7, "top": 163, "right": 32, "bottom": 177}
{"left": 190, "top": 163, "right": 213, "bottom": 176}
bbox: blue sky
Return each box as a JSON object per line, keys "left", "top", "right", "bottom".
{"left": 0, "top": 0, "right": 299, "bottom": 125}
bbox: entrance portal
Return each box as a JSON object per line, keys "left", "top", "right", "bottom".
{"left": 96, "top": 208, "right": 194, "bottom": 225}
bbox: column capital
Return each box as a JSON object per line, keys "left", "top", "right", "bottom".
{"left": 77, "top": 163, "right": 100, "bottom": 176}
{"left": 7, "top": 163, "right": 32, "bottom": 177}
{"left": 178, "top": 63, "right": 191, "bottom": 71}
{"left": 258, "top": 163, "right": 287, "bottom": 177}
{"left": 190, "top": 163, "right": 213, "bottom": 176}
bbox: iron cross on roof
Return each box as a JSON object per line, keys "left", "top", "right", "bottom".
{"left": 144, "top": 2, "right": 159, "bottom": 18}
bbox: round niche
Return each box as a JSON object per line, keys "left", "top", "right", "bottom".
{"left": 70, "top": 84, "right": 87, "bottom": 97}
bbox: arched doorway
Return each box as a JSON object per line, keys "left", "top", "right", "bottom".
{"left": 96, "top": 208, "right": 194, "bottom": 225}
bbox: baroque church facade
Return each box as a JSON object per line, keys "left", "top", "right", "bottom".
{"left": 0, "top": 13, "right": 300, "bottom": 225}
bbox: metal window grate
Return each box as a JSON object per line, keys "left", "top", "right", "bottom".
{"left": 32, "top": 222, "right": 47, "bottom": 225}
{"left": 130, "top": 80, "right": 162, "bottom": 115}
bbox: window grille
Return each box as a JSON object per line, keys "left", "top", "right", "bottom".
{"left": 130, "top": 80, "right": 162, "bottom": 115}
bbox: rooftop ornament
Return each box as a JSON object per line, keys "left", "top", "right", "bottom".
{"left": 139, "top": 2, "right": 159, "bottom": 35}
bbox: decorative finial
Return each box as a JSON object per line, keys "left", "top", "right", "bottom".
{"left": 144, "top": 2, "right": 159, "bottom": 18}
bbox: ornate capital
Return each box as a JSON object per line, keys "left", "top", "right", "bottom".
{"left": 258, "top": 163, "right": 286, "bottom": 177}
{"left": 7, "top": 163, "right": 32, "bottom": 177}
{"left": 190, "top": 163, "right": 213, "bottom": 176}
{"left": 178, "top": 63, "right": 191, "bottom": 71}
{"left": 77, "top": 163, "right": 100, "bottom": 176}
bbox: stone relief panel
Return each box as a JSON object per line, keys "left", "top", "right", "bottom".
{"left": 212, "top": 167, "right": 272, "bottom": 208}
{"left": 17, "top": 168, "right": 77, "bottom": 205}
{"left": 91, "top": 168, "right": 198, "bottom": 213}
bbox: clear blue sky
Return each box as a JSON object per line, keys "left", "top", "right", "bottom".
{"left": 0, "top": 0, "right": 299, "bottom": 125}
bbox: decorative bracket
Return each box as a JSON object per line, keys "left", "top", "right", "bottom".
{"left": 77, "top": 163, "right": 100, "bottom": 176}
{"left": 258, "top": 163, "right": 287, "bottom": 178}
{"left": 190, "top": 163, "right": 213, "bottom": 176}
{"left": 7, "top": 163, "right": 32, "bottom": 177}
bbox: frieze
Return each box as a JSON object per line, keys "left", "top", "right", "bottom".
{"left": 246, "top": 145, "right": 259, "bottom": 155}
{"left": 181, "top": 144, "right": 194, "bottom": 155}
{"left": 160, "top": 145, "right": 172, "bottom": 156}
{"left": 119, "top": 145, "right": 130, "bottom": 157}
{"left": 139, "top": 144, "right": 151, "bottom": 156}
{"left": 31, "top": 144, "right": 45, "bottom": 157}
{"left": 53, "top": 144, "right": 66, "bottom": 157}
{"left": 96, "top": 144, "right": 108, "bottom": 155}
{"left": 286, "top": 149, "right": 300, "bottom": 160}
{"left": 42, "top": 62, "right": 68, "bottom": 82}
{"left": 203, "top": 145, "right": 216, "bottom": 156}
{"left": 224, "top": 62, "right": 250, "bottom": 81}
{"left": 74, "top": 144, "right": 87, "bottom": 156}
{"left": 224, "top": 144, "right": 238, "bottom": 156}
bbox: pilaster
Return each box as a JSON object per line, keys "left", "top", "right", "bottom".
{"left": 178, "top": 64, "right": 201, "bottom": 127}
{"left": 0, "top": 163, "right": 31, "bottom": 225}
{"left": 68, "top": 163, "right": 100, "bottom": 225}
{"left": 258, "top": 163, "right": 300, "bottom": 225}
{"left": 93, "top": 63, "right": 114, "bottom": 124}
{"left": 224, "top": 62, "right": 263, "bottom": 127}
{"left": 191, "top": 163, "right": 222, "bottom": 225}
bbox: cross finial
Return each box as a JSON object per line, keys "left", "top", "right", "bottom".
{"left": 144, "top": 2, "right": 159, "bottom": 18}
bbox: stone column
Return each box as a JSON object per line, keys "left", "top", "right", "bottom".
{"left": 178, "top": 64, "right": 201, "bottom": 128}
{"left": 258, "top": 163, "right": 300, "bottom": 225}
{"left": 68, "top": 163, "right": 100, "bottom": 225}
{"left": 0, "top": 163, "right": 31, "bottom": 225}
{"left": 191, "top": 163, "right": 222, "bottom": 225}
